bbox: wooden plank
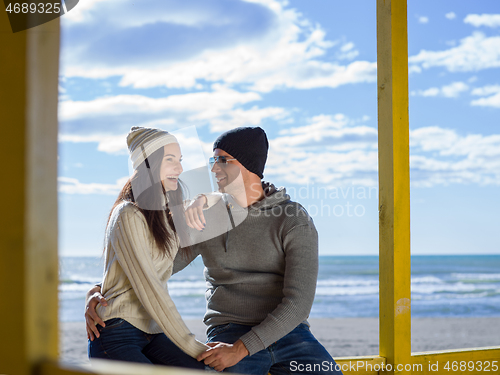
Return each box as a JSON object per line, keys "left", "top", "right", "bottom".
{"left": 334, "top": 356, "right": 386, "bottom": 375}
{"left": 39, "top": 358, "right": 389, "bottom": 375}
{"left": 39, "top": 360, "right": 211, "bottom": 375}
{"left": 38, "top": 361, "right": 93, "bottom": 375}
{"left": 0, "top": 8, "right": 29, "bottom": 375}
{"left": 377, "top": 0, "right": 411, "bottom": 374}
{"left": 0, "top": 10, "right": 60, "bottom": 375}
{"left": 412, "top": 347, "right": 500, "bottom": 375}
{"left": 25, "top": 14, "right": 61, "bottom": 367}
{"left": 37, "top": 348, "right": 500, "bottom": 375}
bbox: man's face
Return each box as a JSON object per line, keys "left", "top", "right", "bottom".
{"left": 211, "top": 149, "right": 246, "bottom": 192}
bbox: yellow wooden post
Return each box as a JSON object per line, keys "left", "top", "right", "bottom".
{"left": 377, "top": 0, "right": 411, "bottom": 374}
{"left": 0, "top": 10, "right": 60, "bottom": 375}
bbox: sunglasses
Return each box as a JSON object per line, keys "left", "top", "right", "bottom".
{"left": 209, "top": 156, "right": 237, "bottom": 168}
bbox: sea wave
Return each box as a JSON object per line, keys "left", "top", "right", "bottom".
{"left": 451, "top": 273, "right": 500, "bottom": 281}
{"left": 412, "top": 290, "right": 500, "bottom": 300}
{"left": 316, "top": 286, "right": 378, "bottom": 296}
{"left": 411, "top": 282, "right": 498, "bottom": 294}
{"left": 59, "top": 276, "right": 500, "bottom": 298}
{"left": 316, "top": 279, "right": 378, "bottom": 287}
{"left": 411, "top": 276, "right": 444, "bottom": 284}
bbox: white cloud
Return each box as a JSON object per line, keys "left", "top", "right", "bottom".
{"left": 62, "top": 0, "right": 108, "bottom": 23}
{"left": 471, "top": 84, "right": 500, "bottom": 96}
{"left": 470, "top": 84, "right": 500, "bottom": 108}
{"left": 59, "top": 133, "right": 128, "bottom": 154}
{"left": 59, "top": 87, "right": 260, "bottom": 121}
{"left": 412, "top": 87, "right": 440, "bottom": 97}
{"left": 411, "top": 82, "right": 469, "bottom": 98}
{"left": 445, "top": 12, "right": 456, "bottom": 20}
{"left": 280, "top": 114, "right": 349, "bottom": 134}
{"left": 60, "top": 0, "right": 376, "bottom": 92}
{"left": 411, "top": 126, "right": 500, "bottom": 159}
{"left": 337, "top": 42, "right": 360, "bottom": 60}
{"left": 409, "top": 127, "right": 500, "bottom": 187}
{"left": 408, "top": 65, "right": 422, "bottom": 74}
{"left": 418, "top": 16, "right": 429, "bottom": 24}
{"left": 464, "top": 14, "right": 500, "bottom": 28}
{"left": 441, "top": 82, "right": 469, "bottom": 97}
{"left": 210, "top": 106, "right": 289, "bottom": 132}
{"left": 265, "top": 119, "right": 500, "bottom": 187}
{"left": 410, "top": 127, "right": 459, "bottom": 152}
{"left": 61, "top": 118, "right": 500, "bottom": 190}
{"left": 409, "top": 32, "right": 500, "bottom": 72}
{"left": 59, "top": 86, "right": 290, "bottom": 135}
{"left": 64, "top": 0, "right": 276, "bottom": 29}
{"left": 59, "top": 176, "right": 128, "bottom": 195}
{"left": 265, "top": 114, "right": 379, "bottom": 185}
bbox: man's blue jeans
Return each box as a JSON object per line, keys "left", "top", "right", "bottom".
{"left": 88, "top": 318, "right": 205, "bottom": 369}
{"left": 207, "top": 323, "right": 344, "bottom": 375}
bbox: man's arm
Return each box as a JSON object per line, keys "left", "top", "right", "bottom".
{"left": 172, "top": 246, "right": 200, "bottom": 275}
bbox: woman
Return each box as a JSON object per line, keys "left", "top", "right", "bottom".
{"left": 87, "top": 126, "right": 208, "bottom": 368}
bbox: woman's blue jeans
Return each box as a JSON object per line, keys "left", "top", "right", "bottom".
{"left": 88, "top": 318, "right": 205, "bottom": 369}
{"left": 207, "top": 323, "right": 344, "bottom": 375}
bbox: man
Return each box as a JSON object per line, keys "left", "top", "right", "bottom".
{"left": 86, "top": 127, "right": 342, "bottom": 374}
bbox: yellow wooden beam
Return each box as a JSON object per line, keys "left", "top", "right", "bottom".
{"left": 334, "top": 356, "right": 386, "bottom": 375}
{"left": 39, "top": 360, "right": 211, "bottom": 375}
{"left": 37, "top": 348, "right": 500, "bottom": 375}
{"left": 0, "top": 8, "right": 29, "bottom": 375}
{"left": 377, "top": 0, "right": 411, "bottom": 374}
{"left": 0, "top": 10, "right": 60, "bottom": 375}
{"left": 412, "top": 347, "right": 500, "bottom": 375}
{"left": 39, "top": 357, "right": 388, "bottom": 375}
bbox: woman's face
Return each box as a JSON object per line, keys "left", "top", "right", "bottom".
{"left": 160, "top": 143, "right": 183, "bottom": 191}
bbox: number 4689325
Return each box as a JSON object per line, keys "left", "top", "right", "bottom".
{"left": 444, "top": 361, "right": 498, "bottom": 372}
{"left": 5, "top": 3, "right": 61, "bottom": 14}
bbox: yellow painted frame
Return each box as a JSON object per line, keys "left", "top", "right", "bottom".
{"left": 0, "top": 1, "right": 498, "bottom": 374}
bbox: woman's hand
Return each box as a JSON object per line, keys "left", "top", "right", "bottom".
{"left": 184, "top": 195, "right": 207, "bottom": 231}
{"left": 197, "top": 340, "right": 249, "bottom": 371}
{"left": 84, "top": 285, "right": 107, "bottom": 341}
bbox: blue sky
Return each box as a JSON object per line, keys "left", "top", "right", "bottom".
{"left": 58, "top": 0, "right": 500, "bottom": 257}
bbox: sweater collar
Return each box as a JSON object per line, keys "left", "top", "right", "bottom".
{"left": 248, "top": 181, "right": 290, "bottom": 210}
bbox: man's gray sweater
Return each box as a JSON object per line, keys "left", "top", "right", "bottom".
{"left": 173, "top": 182, "right": 319, "bottom": 356}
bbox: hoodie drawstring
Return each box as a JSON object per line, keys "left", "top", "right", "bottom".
{"left": 222, "top": 195, "right": 235, "bottom": 252}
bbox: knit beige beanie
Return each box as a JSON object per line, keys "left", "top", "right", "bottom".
{"left": 126, "top": 127, "right": 178, "bottom": 169}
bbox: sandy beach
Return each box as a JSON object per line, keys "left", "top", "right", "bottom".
{"left": 60, "top": 317, "right": 500, "bottom": 368}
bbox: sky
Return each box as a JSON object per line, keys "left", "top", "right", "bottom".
{"left": 58, "top": 0, "right": 500, "bottom": 257}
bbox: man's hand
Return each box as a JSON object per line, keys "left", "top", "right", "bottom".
{"left": 85, "top": 285, "right": 107, "bottom": 341}
{"left": 185, "top": 195, "right": 207, "bottom": 231}
{"left": 197, "top": 339, "right": 249, "bottom": 372}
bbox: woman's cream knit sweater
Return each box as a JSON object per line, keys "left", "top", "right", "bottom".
{"left": 96, "top": 201, "right": 208, "bottom": 358}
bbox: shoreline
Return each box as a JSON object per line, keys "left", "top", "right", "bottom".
{"left": 61, "top": 317, "right": 500, "bottom": 368}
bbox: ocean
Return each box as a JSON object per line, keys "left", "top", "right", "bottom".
{"left": 59, "top": 255, "right": 500, "bottom": 322}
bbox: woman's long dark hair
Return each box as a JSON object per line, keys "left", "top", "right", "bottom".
{"left": 105, "top": 146, "right": 188, "bottom": 259}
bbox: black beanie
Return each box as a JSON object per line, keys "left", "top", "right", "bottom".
{"left": 213, "top": 127, "right": 269, "bottom": 179}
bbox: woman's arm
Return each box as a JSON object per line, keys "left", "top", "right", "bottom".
{"left": 110, "top": 206, "right": 208, "bottom": 358}
{"left": 184, "top": 192, "right": 223, "bottom": 231}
